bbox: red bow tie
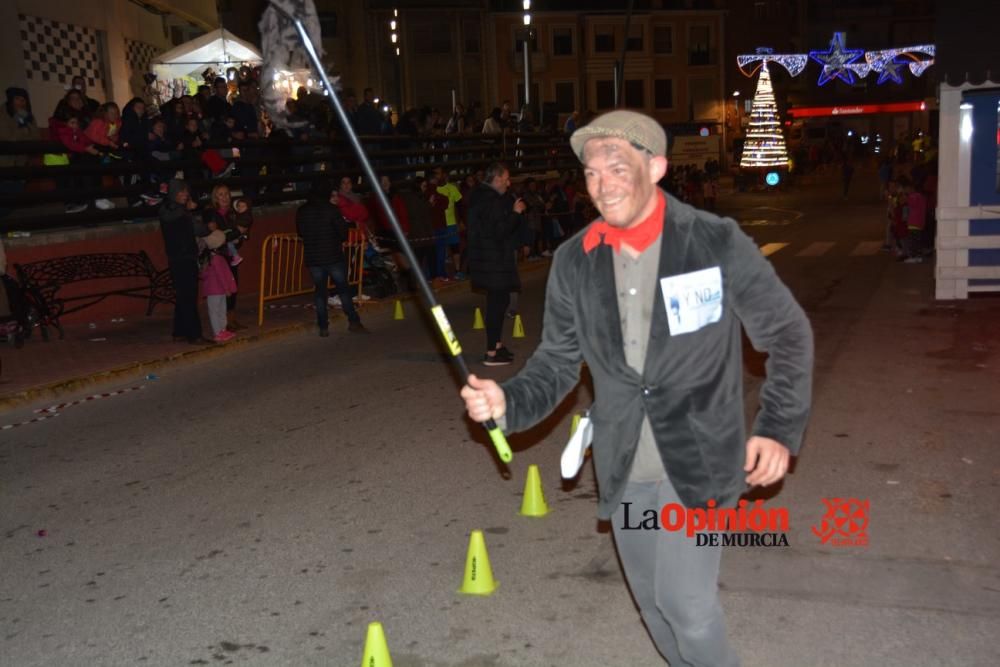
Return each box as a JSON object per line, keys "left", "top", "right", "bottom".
{"left": 583, "top": 191, "right": 666, "bottom": 255}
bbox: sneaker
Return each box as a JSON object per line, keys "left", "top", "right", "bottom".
{"left": 903, "top": 256, "right": 924, "bottom": 263}
{"left": 140, "top": 193, "right": 163, "bottom": 206}
{"left": 328, "top": 295, "right": 342, "bottom": 307}
{"left": 213, "top": 330, "right": 236, "bottom": 343}
{"left": 483, "top": 353, "right": 512, "bottom": 366}
{"left": 348, "top": 321, "right": 370, "bottom": 333}
{"left": 65, "top": 203, "right": 88, "bottom": 214}
{"left": 95, "top": 198, "right": 116, "bottom": 210}
{"left": 214, "top": 163, "right": 236, "bottom": 179}
{"left": 494, "top": 346, "right": 515, "bottom": 361}
{"left": 230, "top": 255, "right": 244, "bottom": 267}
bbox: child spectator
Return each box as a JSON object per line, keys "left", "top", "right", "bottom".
{"left": 49, "top": 109, "right": 114, "bottom": 212}
{"left": 902, "top": 180, "right": 927, "bottom": 263}
{"left": 84, "top": 102, "right": 121, "bottom": 153}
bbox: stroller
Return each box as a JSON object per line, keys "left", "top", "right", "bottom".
{"left": 0, "top": 273, "right": 33, "bottom": 347}
{"left": 361, "top": 228, "right": 401, "bottom": 299}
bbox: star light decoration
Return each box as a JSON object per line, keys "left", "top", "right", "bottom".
{"left": 737, "top": 48, "right": 809, "bottom": 78}
{"left": 739, "top": 35, "right": 935, "bottom": 86}
{"left": 808, "top": 32, "right": 865, "bottom": 86}
{"left": 866, "top": 44, "right": 935, "bottom": 84}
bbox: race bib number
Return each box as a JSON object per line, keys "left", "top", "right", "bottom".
{"left": 659, "top": 267, "right": 723, "bottom": 336}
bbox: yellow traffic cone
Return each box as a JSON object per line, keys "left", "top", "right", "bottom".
{"left": 360, "top": 621, "right": 393, "bottom": 667}
{"left": 519, "top": 464, "right": 550, "bottom": 517}
{"left": 393, "top": 300, "right": 404, "bottom": 320}
{"left": 472, "top": 307, "right": 485, "bottom": 330}
{"left": 512, "top": 314, "right": 525, "bottom": 338}
{"left": 458, "top": 530, "right": 498, "bottom": 596}
{"left": 570, "top": 413, "right": 581, "bottom": 437}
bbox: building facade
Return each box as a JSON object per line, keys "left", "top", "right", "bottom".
{"left": 0, "top": 0, "right": 216, "bottom": 124}
{"left": 488, "top": 7, "right": 726, "bottom": 134}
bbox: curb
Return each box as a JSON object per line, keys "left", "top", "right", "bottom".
{"left": 0, "top": 260, "right": 551, "bottom": 411}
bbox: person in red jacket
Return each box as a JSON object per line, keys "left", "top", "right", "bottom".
{"left": 49, "top": 109, "right": 114, "bottom": 213}
{"left": 336, "top": 175, "right": 370, "bottom": 231}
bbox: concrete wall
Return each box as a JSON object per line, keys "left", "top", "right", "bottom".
{"left": 4, "top": 206, "right": 297, "bottom": 325}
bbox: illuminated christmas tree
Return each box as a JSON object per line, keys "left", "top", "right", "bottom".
{"left": 740, "top": 61, "right": 789, "bottom": 168}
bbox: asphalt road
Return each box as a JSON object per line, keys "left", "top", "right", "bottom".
{"left": 2, "top": 169, "right": 998, "bottom": 666}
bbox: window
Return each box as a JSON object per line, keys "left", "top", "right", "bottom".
{"left": 596, "top": 80, "right": 615, "bottom": 109}
{"left": 318, "top": 11, "right": 338, "bottom": 38}
{"left": 626, "top": 25, "right": 643, "bottom": 52}
{"left": 413, "top": 23, "right": 451, "bottom": 54}
{"left": 554, "top": 82, "right": 575, "bottom": 112}
{"left": 688, "top": 26, "right": 712, "bottom": 65}
{"left": 515, "top": 34, "right": 538, "bottom": 53}
{"left": 553, "top": 27, "right": 573, "bottom": 56}
{"left": 654, "top": 79, "right": 674, "bottom": 109}
{"left": 516, "top": 82, "right": 540, "bottom": 110}
{"left": 688, "top": 77, "right": 715, "bottom": 120}
{"left": 595, "top": 26, "right": 615, "bottom": 53}
{"left": 463, "top": 20, "right": 480, "bottom": 53}
{"left": 653, "top": 26, "right": 673, "bottom": 54}
{"left": 625, "top": 80, "right": 644, "bottom": 108}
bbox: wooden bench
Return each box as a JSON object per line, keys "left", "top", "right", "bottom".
{"left": 14, "top": 252, "right": 174, "bottom": 340}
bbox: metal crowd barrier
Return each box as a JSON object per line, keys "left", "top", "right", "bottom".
{"left": 256, "top": 229, "right": 365, "bottom": 327}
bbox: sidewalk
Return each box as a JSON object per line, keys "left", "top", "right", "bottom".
{"left": 0, "top": 276, "right": 468, "bottom": 410}
{"left": 0, "top": 260, "right": 555, "bottom": 411}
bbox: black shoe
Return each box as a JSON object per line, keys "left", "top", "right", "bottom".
{"left": 483, "top": 353, "right": 512, "bottom": 366}
{"left": 187, "top": 336, "right": 214, "bottom": 345}
{"left": 494, "top": 346, "right": 515, "bottom": 362}
{"left": 348, "top": 321, "right": 370, "bottom": 333}
{"left": 319, "top": 327, "right": 329, "bottom": 337}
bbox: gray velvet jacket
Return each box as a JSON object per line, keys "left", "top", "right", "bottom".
{"left": 501, "top": 192, "right": 813, "bottom": 519}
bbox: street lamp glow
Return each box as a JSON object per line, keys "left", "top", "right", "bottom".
{"left": 523, "top": 0, "right": 531, "bottom": 10}
{"left": 391, "top": 33, "right": 397, "bottom": 43}
{"left": 732, "top": 90, "right": 740, "bottom": 97}
{"left": 390, "top": 20, "right": 396, "bottom": 30}
{"left": 523, "top": 14, "right": 531, "bottom": 25}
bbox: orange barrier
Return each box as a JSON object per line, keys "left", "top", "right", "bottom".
{"left": 257, "top": 231, "right": 365, "bottom": 327}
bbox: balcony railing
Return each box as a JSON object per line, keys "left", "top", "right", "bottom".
{"left": 0, "top": 131, "right": 578, "bottom": 234}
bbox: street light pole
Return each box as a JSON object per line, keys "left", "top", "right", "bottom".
{"left": 522, "top": 1, "right": 531, "bottom": 119}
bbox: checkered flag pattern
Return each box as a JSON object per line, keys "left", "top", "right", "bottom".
{"left": 19, "top": 13, "right": 104, "bottom": 89}
{"left": 126, "top": 38, "right": 161, "bottom": 77}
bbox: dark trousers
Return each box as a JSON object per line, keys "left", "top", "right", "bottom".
{"left": 168, "top": 259, "right": 202, "bottom": 340}
{"left": 484, "top": 289, "right": 510, "bottom": 351}
{"left": 226, "top": 263, "right": 239, "bottom": 312}
{"left": 309, "top": 261, "right": 360, "bottom": 329}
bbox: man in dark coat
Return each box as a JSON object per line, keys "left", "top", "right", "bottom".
{"left": 466, "top": 162, "right": 526, "bottom": 365}
{"left": 158, "top": 179, "right": 208, "bottom": 344}
{"left": 295, "top": 178, "right": 367, "bottom": 336}
{"left": 461, "top": 111, "right": 813, "bottom": 665}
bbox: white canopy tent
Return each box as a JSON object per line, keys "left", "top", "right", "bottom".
{"left": 150, "top": 28, "right": 262, "bottom": 80}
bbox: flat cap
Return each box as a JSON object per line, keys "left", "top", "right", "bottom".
{"left": 569, "top": 110, "right": 667, "bottom": 160}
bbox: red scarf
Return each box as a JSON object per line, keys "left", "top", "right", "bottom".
{"left": 583, "top": 191, "right": 665, "bottom": 255}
